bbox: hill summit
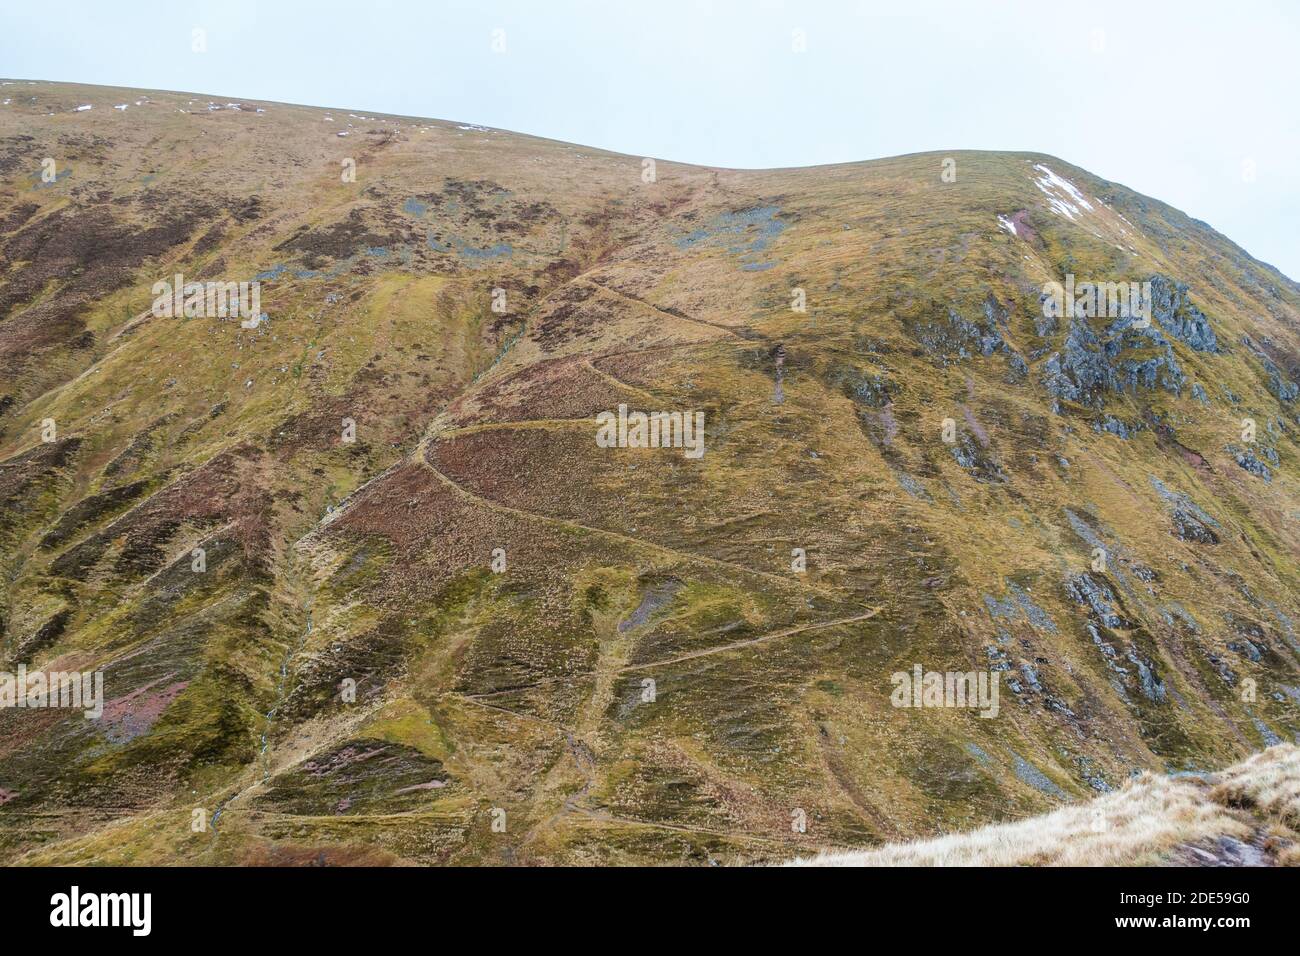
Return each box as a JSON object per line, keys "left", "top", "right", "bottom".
{"left": 1, "top": 80, "right": 1298, "bottom": 865}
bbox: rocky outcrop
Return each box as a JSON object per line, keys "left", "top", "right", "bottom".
{"left": 1042, "top": 313, "right": 1185, "bottom": 407}
{"left": 1242, "top": 334, "right": 1298, "bottom": 403}
{"left": 1064, "top": 573, "right": 1128, "bottom": 629}
{"left": 1147, "top": 274, "right": 1218, "bottom": 352}
{"left": 1041, "top": 275, "right": 1228, "bottom": 409}
{"left": 903, "top": 296, "right": 1025, "bottom": 378}
{"left": 1228, "top": 443, "right": 1277, "bottom": 482}
{"left": 1149, "top": 475, "right": 1220, "bottom": 543}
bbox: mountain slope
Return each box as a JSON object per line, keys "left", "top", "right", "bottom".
{"left": 1, "top": 80, "right": 1298, "bottom": 865}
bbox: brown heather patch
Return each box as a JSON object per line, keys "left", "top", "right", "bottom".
{"left": 447, "top": 354, "right": 630, "bottom": 426}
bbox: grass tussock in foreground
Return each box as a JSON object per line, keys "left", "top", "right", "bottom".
{"left": 789, "top": 745, "right": 1300, "bottom": 867}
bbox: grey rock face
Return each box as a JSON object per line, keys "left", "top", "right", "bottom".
{"left": 930, "top": 307, "right": 1000, "bottom": 359}
{"left": 1228, "top": 443, "right": 1275, "bottom": 482}
{"left": 1042, "top": 320, "right": 1108, "bottom": 403}
{"left": 1171, "top": 510, "right": 1220, "bottom": 544}
{"left": 839, "top": 368, "right": 894, "bottom": 408}
{"left": 894, "top": 470, "right": 931, "bottom": 501}
{"left": 1064, "top": 573, "right": 1128, "bottom": 629}
{"left": 949, "top": 431, "right": 1007, "bottom": 483}
{"left": 1093, "top": 415, "right": 1136, "bottom": 439}
{"left": 1006, "top": 352, "right": 1028, "bottom": 382}
{"left": 983, "top": 582, "right": 1058, "bottom": 633}
{"left": 1265, "top": 365, "right": 1297, "bottom": 402}
{"left": 985, "top": 644, "right": 1013, "bottom": 672}
{"left": 1127, "top": 649, "right": 1167, "bottom": 702}
{"left": 1040, "top": 275, "right": 1230, "bottom": 408}
{"left": 1241, "top": 334, "right": 1298, "bottom": 403}
{"left": 906, "top": 297, "right": 1027, "bottom": 377}
{"left": 1043, "top": 314, "right": 1185, "bottom": 406}
{"left": 1034, "top": 293, "right": 1058, "bottom": 337}
{"left": 1149, "top": 475, "right": 1220, "bottom": 543}
{"left": 1228, "top": 640, "right": 1262, "bottom": 663}
{"left": 1146, "top": 274, "right": 1218, "bottom": 352}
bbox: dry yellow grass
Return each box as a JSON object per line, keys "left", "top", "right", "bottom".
{"left": 1210, "top": 745, "right": 1300, "bottom": 829}
{"left": 789, "top": 745, "right": 1300, "bottom": 866}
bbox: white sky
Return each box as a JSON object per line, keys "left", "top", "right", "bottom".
{"left": 3, "top": 0, "right": 1298, "bottom": 279}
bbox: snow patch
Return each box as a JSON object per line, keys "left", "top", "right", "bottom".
{"left": 1032, "top": 163, "right": 1094, "bottom": 220}
{"left": 997, "top": 214, "right": 1018, "bottom": 237}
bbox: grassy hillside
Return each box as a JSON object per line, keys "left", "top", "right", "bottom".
{"left": 1, "top": 79, "right": 1298, "bottom": 865}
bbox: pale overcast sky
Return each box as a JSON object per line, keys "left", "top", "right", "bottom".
{"left": 3, "top": 0, "right": 1298, "bottom": 279}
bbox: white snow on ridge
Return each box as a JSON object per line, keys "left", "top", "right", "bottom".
{"left": 1032, "top": 163, "right": 1095, "bottom": 220}
{"left": 1033, "top": 164, "right": 1092, "bottom": 210}
{"left": 997, "top": 214, "right": 1018, "bottom": 237}
{"left": 73, "top": 104, "right": 92, "bottom": 112}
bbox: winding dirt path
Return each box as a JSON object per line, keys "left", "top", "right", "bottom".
{"left": 417, "top": 447, "right": 866, "bottom": 609}
{"left": 621, "top": 608, "right": 881, "bottom": 672}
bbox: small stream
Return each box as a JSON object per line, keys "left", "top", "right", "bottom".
{"left": 209, "top": 553, "right": 317, "bottom": 836}
{"left": 258, "top": 585, "right": 315, "bottom": 783}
